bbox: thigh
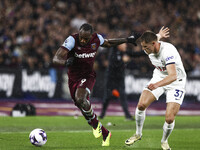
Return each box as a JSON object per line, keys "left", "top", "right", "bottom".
{"left": 77, "top": 76, "right": 96, "bottom": 96}
{"left": 137, "top": 90, "right": 157, "bottom": 110}
{"left": 68, "top": 76, "right": 96, "bottom": 101}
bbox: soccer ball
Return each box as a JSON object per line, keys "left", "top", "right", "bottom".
{"left": 29, "top": 128, "right": 47, "bottom": 146}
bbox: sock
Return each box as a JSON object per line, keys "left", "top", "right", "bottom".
{"left": 102, "top": 125, "right": 109, "bottom": 141}
{"left": 88, "top": 114, "right": 99, "bottom": 129}
{"left": 80, "top": 101, "right": 98, "bottom": 129}
{"left": 161, "top": 121, "right": 175, "bottom": 143}
{"left": 135, "top": 107, "right": 146, "bottom": 136}
{"left": 81, "top": 102, "right": 109, "bottom": 140}
{"left": 84, "top": 109, "right": 109, "bottom": 140}
{"left": 82, "top": 105, "right": 99, "bottom": 129}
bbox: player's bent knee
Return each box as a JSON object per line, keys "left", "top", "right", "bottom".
{"left": 165, "top": 115, "right": 175, "bottom": 124}
{"left": 75, "top": 97, "right": 90, "bottom": 110}
{"left": 81, "top": 100, "right": 90, "bottom": 110}
{"left": 75, "top": 97, "right": 84, "bottom": 107}
{"left": 137, "top": 103, "right": 147, "bottom": 111}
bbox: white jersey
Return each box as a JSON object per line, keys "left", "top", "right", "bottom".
{"left": 148, "top": 41, "right": 186, "bottom": 80}
{"left": 145, "top": 41, "right": 187, "bottom": 105}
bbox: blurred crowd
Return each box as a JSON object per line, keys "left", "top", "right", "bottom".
{"left": 0, "top": 0, "right": 200, "bottom": 76}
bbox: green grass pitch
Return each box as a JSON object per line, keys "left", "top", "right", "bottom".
{"left": 0, "top": 116, "right": 199, "bottom": 150}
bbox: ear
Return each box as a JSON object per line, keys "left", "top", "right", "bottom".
{"left": 152, "top": 41, "right": 156, "bottom": 46}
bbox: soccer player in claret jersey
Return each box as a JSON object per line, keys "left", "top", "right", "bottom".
{"left": 53, "top": 23, "right": 140, "bottom": 146}
{"left": 125, "top": 28, "right": 187, "bottom": 150}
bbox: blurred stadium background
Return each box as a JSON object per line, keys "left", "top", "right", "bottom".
{"left": 0, "top": 0, "right": 200, "bottom": 117}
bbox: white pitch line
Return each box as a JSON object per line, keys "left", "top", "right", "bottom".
{"left": 0, "top": 128, "right": 199, "bottom": 134}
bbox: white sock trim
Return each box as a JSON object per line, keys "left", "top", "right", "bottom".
{"left": 164, "top": 120, "right": 175, "bottom": 128}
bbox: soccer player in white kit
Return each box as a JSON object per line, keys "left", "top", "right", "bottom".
{"left": 125, "top": 29, "right": 187, "bottom": 150}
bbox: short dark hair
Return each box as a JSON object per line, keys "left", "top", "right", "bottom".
{"left": 79, "top": 23, "right": 93, "bottom": 34}
{"left": 140, "top": 31, "right": 157, "bottom": 43}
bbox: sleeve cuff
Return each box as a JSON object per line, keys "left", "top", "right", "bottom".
{"left": 166, "top": 62, "right": 175, "bottom": 66}
{"left": 60, "top": 46, "right": 69, "bottom": 51}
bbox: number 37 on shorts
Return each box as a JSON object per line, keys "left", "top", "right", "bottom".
{"left": 173, "top": 89, "right": 185, "bottom": 102}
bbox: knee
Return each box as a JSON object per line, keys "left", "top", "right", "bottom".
{"left": 75, "top": 96, "right": 90, "bottom": 109}
{"left": 165, "top": 114, "right": 175, "bottom": 124}
{"left": 75, "top": 96, "right": 84, "bottom": 107}
{"left": 137, "top": 103, "right": 147, "bottom": 111}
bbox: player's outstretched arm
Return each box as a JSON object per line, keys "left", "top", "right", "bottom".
{"left": 156, "top": 26, "right": 170, "bottom": 41}
{"left": 53, "top": 47, "right": 68, "bottom": 66}
{"left": 101, "top": 33, "right": 141, "bottom": 47}
{"left": 102, "top": 38, "right": 127, "bottom": 48}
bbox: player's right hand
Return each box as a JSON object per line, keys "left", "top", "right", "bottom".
{"left": 65, "top": 57, "right": 74, "bottom": 67}
{"left": 127, "top": 33, "right": 141, "bottom": 46}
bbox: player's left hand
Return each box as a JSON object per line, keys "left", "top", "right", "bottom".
{"left": 147, "top": 83, "right": 159, "bottom": 91}
{"left": 127, "top": 33, "right": 141, "bottom": 46}
{"left": 65, "top": 57, "right": 74, "bottom": 67}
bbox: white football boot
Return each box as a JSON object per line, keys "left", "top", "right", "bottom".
{"left": 161, "top": 141, "right": 171, "bottom": 150}
{"left": 125, "top": 134, "right": 142, "bottom": 146}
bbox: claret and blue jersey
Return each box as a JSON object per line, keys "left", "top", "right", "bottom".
{"left": 61, "top": 33, "right": 104, "bottom": 81}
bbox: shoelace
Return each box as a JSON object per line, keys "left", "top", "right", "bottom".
{"left": 129, "top": 134, "right": 139, "bottom": 140}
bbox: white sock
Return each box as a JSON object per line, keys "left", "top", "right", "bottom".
{"left": 135, "top": 107, "right": 146, "bottom": 136}
{"left": 161, "top": 121, "right": 175, "bottom": 143}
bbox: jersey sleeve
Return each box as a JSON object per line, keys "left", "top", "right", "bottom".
{"left": 156, "top": 34, "right": 161, "bottom": 41}
{"left": 163, "top": 46, "right": 176, "bottom": 66}
{"left": 61, "top": 36, "right": 75, "bottom": 51}
{"left": 97, "top": 34, "right": 105, "bottom": 46}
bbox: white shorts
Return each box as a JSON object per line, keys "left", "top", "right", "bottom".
{"left": 144, "top": 74, "right": 186, "bottom": 105}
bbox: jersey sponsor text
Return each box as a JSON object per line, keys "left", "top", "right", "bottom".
{"left": 75, "top": 52, "right": 96, "bottom": 58}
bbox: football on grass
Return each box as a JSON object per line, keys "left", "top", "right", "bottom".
{"left": 29, "top": 128, "right": 47, "bottom": 146}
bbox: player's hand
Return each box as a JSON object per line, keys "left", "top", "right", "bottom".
{"left": 65, "top": 57, "right": 74, "bottom": 67}
{"left": 147, "top": 83, "right": 159, "bottom": 91}
{"left": 122, "top": 54, "right": 131, "bottom": 63}
{"left": 158, "top": 26, "right": 170, "bottom": 39}
{"left": 127, "top": 33, "right": 141, "bottom": 46}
